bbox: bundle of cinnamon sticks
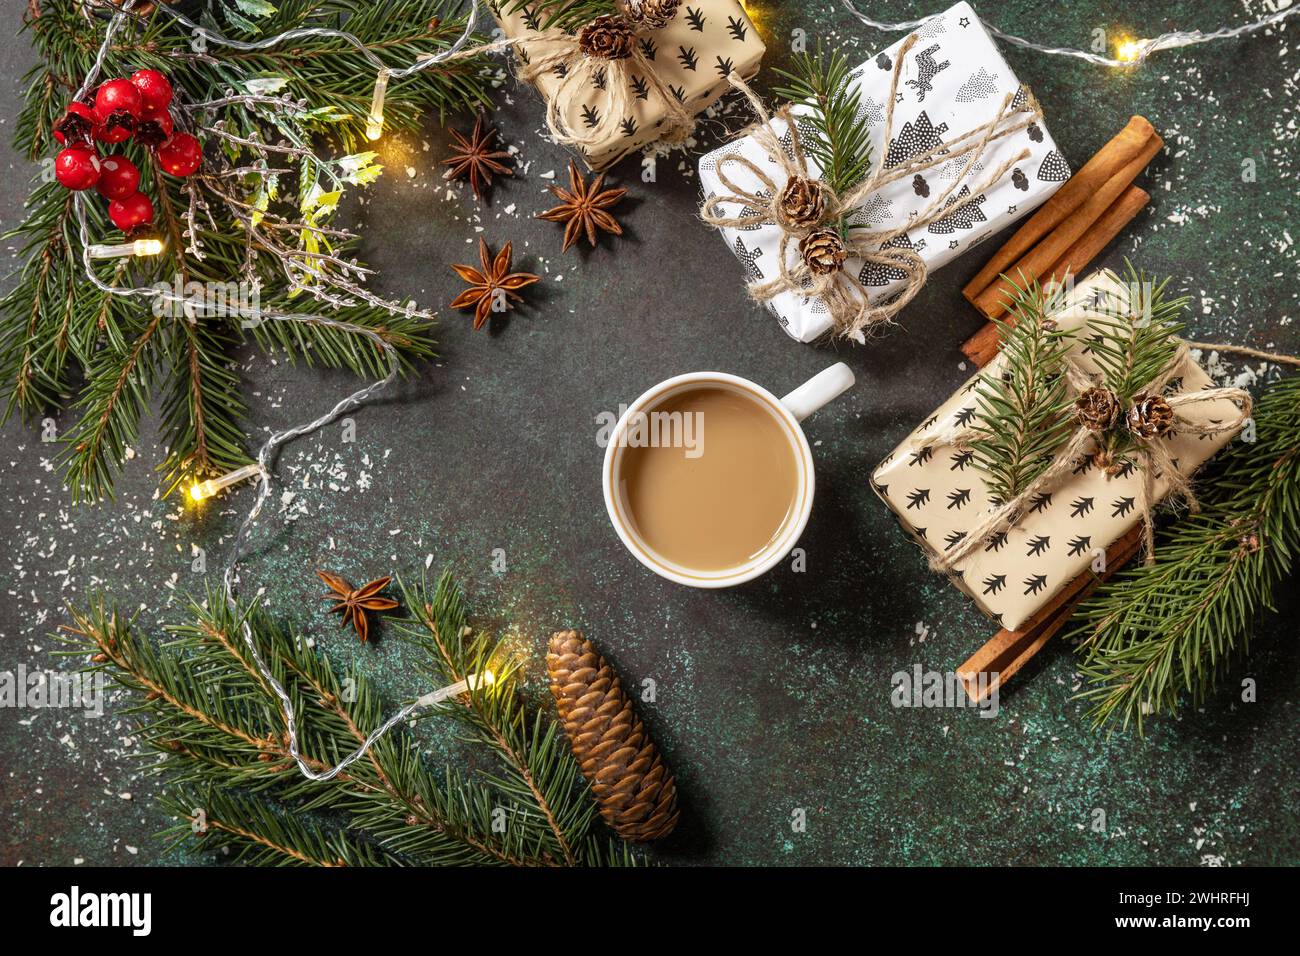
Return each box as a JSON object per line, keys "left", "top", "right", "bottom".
{"left": 961, "top": 115, "right": 1163, "bottom": 367}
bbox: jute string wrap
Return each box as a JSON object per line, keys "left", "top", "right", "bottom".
{"left": 515, "top": 21, "right": 695, "bottom": 153}
{"left": 700, "top": 34, "right": 1044, "bottom": 340}
{"left": 915, "top": 341, "right": 1253, "bottom": 571}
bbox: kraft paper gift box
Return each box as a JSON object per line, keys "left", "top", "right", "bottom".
{"left": 495, "top": 1, "right": 764, "bottom": 171}
{"left": 697, "top": 0, "right": 1070, "bottom": 342}
{"left": 870, "top": 271, "right": 1246, "bottom": 631}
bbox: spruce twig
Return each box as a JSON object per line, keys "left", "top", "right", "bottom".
{"left": 1069, "top": 374, "right": 1300, "bottom": 731}
{"left": 60, "top": 572, "right": 640, "bottom": 867}
{"left": 968, "top": 275, "right": 1076, "bottom": 504}
{"left": 772, "top": 46, "right": 873, "bottom": 237}
{"left": 495, "top": 0, "right": 619, "bottom": 33}
{"left": 3, "top": 1, "right": 491, "bottom": 501}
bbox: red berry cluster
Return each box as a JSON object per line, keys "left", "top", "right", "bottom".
{"left": 52, "top": 70, "right": 203, "bottom": 235}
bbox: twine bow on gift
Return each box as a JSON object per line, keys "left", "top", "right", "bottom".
{"left": 700, "top": 34, "right": 1045, "bottom": 341}
{"left": 514, "top": 5, "right": 695, "bottom": 154}
{"left": 915, "top": 338, "right": 1253, "bottom": 570}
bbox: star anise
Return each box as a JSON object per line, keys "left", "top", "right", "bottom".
{"left": 318, "top": 570, "right": 400, "bottom": 644}
{"left": 450, "top": 238, "right": 540, "bottom": 330}
{"left": 536, "top": 159, "right": 627, "bottom": 252}
{"left": 441, "top": 116, "right": 513, "bottom": 200}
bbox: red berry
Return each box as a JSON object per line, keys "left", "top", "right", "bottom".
{"left": 130, "top": 69, "right": 173, "bottom": 113}
{"left": 96, "top": 155, "right": 141, "bottom": 201}
{"left": 134, "top": 105, "right": 174, "bottom": 148}
{"left": 54, "top": 147, "right": 101, "bottom": 190}
{"left": 156, "top": 133, "right": 203, "bottom": 177}
{"left": 53, "top": 102, "right": 98, "bottom": 147}
{"left": 108, "top": 191, "right": 155, "bottom": 232}
{"left": 94, "top": 79, "right": 142, "bottom": 143}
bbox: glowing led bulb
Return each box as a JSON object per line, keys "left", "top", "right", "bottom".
{"left": 187, "top": 463, "right": 264, "bottom": 502}
{"left": 416, "top": 670, "right": 496, "bottom": 707}
{"left": 1116, "top": 38, "right": 1143, "bottom": 64}
{"left": 87, "top": 238, "right": 164, "bottom": 259}
{"left": 365, "top": 68, "right": 390, "bottom": 141}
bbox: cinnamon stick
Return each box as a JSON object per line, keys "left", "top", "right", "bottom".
{"left": 957, "top": 526, "right": 1143, "bottom": 703}
{"left": 970, "top": 131, "right": 1163, "bottom": 320}
{"left": 962, "top": 184, "right": 1151, "bottom": 367}
{"left": 961, "top": 115, "right": 1155, "bottom": 305}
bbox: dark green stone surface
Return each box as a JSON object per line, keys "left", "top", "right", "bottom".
{"left": 1, "top": 1, "right": 1297, "bottom": 867}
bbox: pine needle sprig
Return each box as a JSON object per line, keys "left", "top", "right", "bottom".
{"left": 5, "top": 1, "right": 486, "bottom": 500}
{"left": 968, "top": 276, "right": 1076, "bottom": 504}
{"left": 495, "top": 1, "right": 619, "bottom": 33}
{"left": 394, "top": 572, "right": 636, "bottom": 867}
{"left": 59, "top": 572, "right": 640, "bottom": 866}
{"left": 1069, "top": 374, "right": 1300, "bottom": 731}
{"left": 1085, "top": 263, "right": 1186, "bottom": 403}
{"left": 773, "top": 46, "right": 873, "bottom": 234}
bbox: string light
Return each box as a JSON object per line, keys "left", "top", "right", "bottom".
{"left": 365, "top": 68, "right": 390, "bottom": 141}
{"left": 1115, "top": 38, "right": 1143, "bottom": 64}
{"left": 86, "top": 238, "right": 164, "bottom": 259}
{"left": 72, "top": 0, "right": 518, "bottom": 784}
{"left": 415, "top": 671, "right": 496, "bottom": 708}
{"left": 187, "top": 463, "right": 264, "bottom": 502}
{"left": 840, "top": 0, "right": 1300, "bottom": 68}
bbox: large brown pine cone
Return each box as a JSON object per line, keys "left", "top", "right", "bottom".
{"left": 778, "top": 177, "right": 826, "bottom": 229}
{"left": 1126, "top": 391, "right": 1175, "bottom": 440}
{"left": 799, "top": 229, "right": 847, "bottom": 276}
{"left": 625, "top": 0, "right": 681, "bottom": 30}
{"left": 547, "top": 630, "right": 680, "bottom": 842}
{"left": 1075, "top": 386, "right": 1121, "bottom": 432}
{"left": 578, "top": 14, "right": 637, "bottom": 60}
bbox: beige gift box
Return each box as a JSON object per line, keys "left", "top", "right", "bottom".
{"left": 494, "top": 1, "right": 764, "bottom": 170}
{"left": 871, "top": 271, "right": 1245, "bottom": 631}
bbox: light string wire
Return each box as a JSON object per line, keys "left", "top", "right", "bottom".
{"left": 839, "top": 0, "right": 1299, "bottom": 67}
{"left": 73, "top": 0, "right": 502, "bottom": 781}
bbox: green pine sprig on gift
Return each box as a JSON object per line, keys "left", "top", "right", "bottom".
{"left": 1070, "top": 373, "right": 1300, "bottom": 732}
{"left": 772, "top": 46, "right": 874, "bottom": 237}
{"left": 2, "top": 1, "right": 493, "bottom": 501}
{"left": 494, "top": 0, "right": 620, "bottom": 33}
{"left": 61, "top": 570, "right": 640, "bottom": 867}
{"left": 1083, "top": 263, "right": 1187, "bottom": 466}
{"left": 968, "top": 275, "right": 1076, "bottom": 505}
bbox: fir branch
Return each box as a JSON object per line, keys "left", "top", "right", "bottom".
{"left": 60, "top": 573, "right": 640, "bottom": 867}
{"left": 772, "top": 46, "right": 873, "bottom": 234}
{"left": 162, "top": 788, "right": 396, "bottom": 867}
{"left": 1069, "top": 374, "right": 1300, "bottom": 731}
{"left": 7, "top": 1, "right": 479, "bottom": 499}
{"left": 495, "top": 0, "right": 619, "bottom": 34}
{"left": 395, "top": 572, "right": 633, "bottom": 867}
{"left": 968, "top": 276, "right": 1076, "bottom": 504}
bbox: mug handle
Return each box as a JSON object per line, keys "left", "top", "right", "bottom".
{"left": 780, "top": 363, "right": 856, "bottom": 422}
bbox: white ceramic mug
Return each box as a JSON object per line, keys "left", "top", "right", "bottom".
{"left": 602, "top": 364, "right": 856, "bottom": 587}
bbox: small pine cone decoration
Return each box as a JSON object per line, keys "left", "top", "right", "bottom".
{"left": 1075, "top": 386, "right": 1121, "bottom": 432}
{"left": 625, "top": 0, "right": 681, "bottom": 30}
{"left": 1126, "top": 391, "right": 1175, "bottom": 440}
{"left": 778, "top": 177, "right": 826, "bottom": 229}
{"left": 547, "top": 630, "right": 680, "bottom": 842}
{"left": 800, "top": 229, "right": 847, "bottom": 276}
{"left": 578, "top": 15, "right": 638, "bottom": 60}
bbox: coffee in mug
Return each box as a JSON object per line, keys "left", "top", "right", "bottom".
{"left": 604, "top": 365, "right": 855, "bottom": 588}
{"left": 619, "top": 384, "right": 801, "bottom": 571}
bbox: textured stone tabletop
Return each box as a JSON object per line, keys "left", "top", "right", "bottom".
{"left": 2, "top": 1, "right": 1296, "bottom": 866}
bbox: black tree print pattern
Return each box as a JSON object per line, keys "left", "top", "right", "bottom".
{"left": 886, "top": 112, "right": 949, "bottom": 168}
{"left": 1038, "top": 149, "right": 1070, "bottom": 181}
{"left": 905, "top": 44, "right": 951, "bottom": 102}
{"left": 733, "top": 188, "right": 771, "bottom": 231}
{"left": 926, "top": 185, "right": 987, "bottom": 234}
{"left": 732, "top": 236, "right": 763, "bottom": 281}
{"left": 955, "top": 67, "right": 998, "bottom": 102}
{"left": 846, "top": 193, "right": 893, "bottom": 228}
